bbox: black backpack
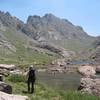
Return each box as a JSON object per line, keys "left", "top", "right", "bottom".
{"left": 29, "top": 70, "right": 35, "bottom": 78}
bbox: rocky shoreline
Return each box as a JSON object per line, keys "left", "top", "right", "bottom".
{"left": 46, "top": 59, "right": 100, "bottom": 96}
{"left": 46, "top": 59, "right": 78, "bottom": 73}
{"left": 78, "top": 65, "right": 100, "bottom": 96}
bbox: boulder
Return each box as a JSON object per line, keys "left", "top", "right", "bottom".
{"left": 0, "top": 82, "right": 12, "bottom": 94}
{"left": 51, "top": 59, "right": 66, "bottom": 66}
{"left": 0, "top": 91, "right": 28, "bottom": 100}
{"left": 0, "top": 64, "right": 16, "bottom": 71}
{"left": 0, "top": 69, "right": 9, "bottom": 76}
{"left": 78, "top": 65, "right": 96, "bottom": 77}
{"left": 78, "top": 78, "right": 100, "bottom": 96}
{"left": 10, "top": 69, "right": 23, "bottom": 75}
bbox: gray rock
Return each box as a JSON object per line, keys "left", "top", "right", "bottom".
{"left": 0, "top": 64, "right": 16, "bottom": 71}
{"left": 78, "top": 65, "right": 96, "bottom": 77}
{"left": 0, "top": 91, "right": 28, "bottom": 100}
{"left": 10, "top": 69, "right": 23, "bottom": 75}
{"left": 0, "top": 69, "right": 9, "bottom": 76}
{"left": 78, "top": 78, "right": 100, "bottom": 96}
{"left": 0, "top": 82, "right": 12, "bottom": 94}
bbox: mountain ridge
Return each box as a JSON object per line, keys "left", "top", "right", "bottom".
{"left": 0, "top": 11, "right": 99, "bottom": 64}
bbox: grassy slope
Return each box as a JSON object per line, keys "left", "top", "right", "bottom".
{"left": 0, "top": 29, "right": 59, "bottom": 65}
{"left": 5, "top": 75, "right": 100, "bottom": 100}
{"left": 0, "top": 26, "right": 95, "bottom": 65}
{"left": 48, "top": 35, "right": 95, "bottom": 53}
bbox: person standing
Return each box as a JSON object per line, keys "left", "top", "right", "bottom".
{"left": 27, "top": 65, "right": 36, "bottom": 93}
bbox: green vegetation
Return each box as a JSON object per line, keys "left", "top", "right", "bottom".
{"left": 5, "top": 75, "right": 100, "bottom": 100}
{"left": 0, "top": 51, "right": 58, "bottom": 66}
{"left": 0, "top": 30, "right": 59, "bottom": 65}
{"left": 7, "top": 74, "right": 26, "bottom": 83}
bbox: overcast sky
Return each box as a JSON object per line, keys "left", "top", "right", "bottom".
{"left": 0, "top": 0, "right": 100, "bottom": 36}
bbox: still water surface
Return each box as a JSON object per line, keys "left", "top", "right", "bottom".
{"left": 36, "top": 72, "right": 81, "bottom": 90}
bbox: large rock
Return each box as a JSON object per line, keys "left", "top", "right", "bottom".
{"left": 36, "top": 43, "right": 62, "bottom": 54}
{"left": 10, "top": 69, "right": 23, "bottom": 75}
{"left": 0, "top": 82, "right": 12, "bottom": 94}
{"left": 78, "top": 78, "right": 100, "bottom": 96}
{"left": 0, "top": 64, "right": 16, "bottom": 71}
{"left": 0, "top": 69, "right": 9, "bottom": 76}
{"left": 0, "top": 91, "right": 28, "bottom": 100}
{"left": 51, "top": 59, "right": 66, "bottom": 66}
{"left": 78, "top": 65, "right": 96, "bottom": 77}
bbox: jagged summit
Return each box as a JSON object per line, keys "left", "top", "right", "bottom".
{"left": 43, "top": 13, "right": 58, "bottom": 19}
{"left": 25, "top": 13, "right": 92, "bottom": 43}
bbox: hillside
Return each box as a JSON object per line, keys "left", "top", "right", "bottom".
{"left": 0, "top": 11, "right": 59, "bottom": 65}
{"left": 0, "top": 11, "right": 97, "bottom": 64}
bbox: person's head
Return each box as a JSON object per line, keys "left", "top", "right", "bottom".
{"left": 29, "top": 65, "right": 33, "bottom": 70}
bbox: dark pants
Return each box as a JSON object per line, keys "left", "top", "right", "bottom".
{"left": 28, "top": 78, "right": 35, "bottom": 93}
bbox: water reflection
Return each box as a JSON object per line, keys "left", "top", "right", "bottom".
{"left": 36, "top": 72, "right": 81, "bottom": 90}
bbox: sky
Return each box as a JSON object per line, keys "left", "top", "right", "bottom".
{"left": 0, "top": 0, "right": 100, "bottom": 36}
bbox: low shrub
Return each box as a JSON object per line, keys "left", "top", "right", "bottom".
{"left": 7, "top": 74, "right": 26, "bottom": 83}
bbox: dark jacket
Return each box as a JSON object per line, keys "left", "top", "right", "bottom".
{"left": 28, "top": 69, "right": 36, "bottom": 82}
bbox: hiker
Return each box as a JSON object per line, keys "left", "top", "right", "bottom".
{"left": 27, "top": 65, "right": 36, "bottom": 93}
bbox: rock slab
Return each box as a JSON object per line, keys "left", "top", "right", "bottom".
{"left": 78, "top": 65, "right": 96, "bottom": 77}
{"left": 0, "top": 91, "right": 28, "bottom": 100}
{"left": 0, "top": 82, "right": 12, "bottom": 94}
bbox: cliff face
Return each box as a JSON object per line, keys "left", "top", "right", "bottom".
{"left": 21, "top": 13, "right": 95, "bottom": 52}
{"left": 23, "top": 13, "right": 92, "bottom": 41}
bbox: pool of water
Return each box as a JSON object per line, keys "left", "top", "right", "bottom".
{"left": 67, "top": 60, "right": 93, "bottom": 65}
{"left": 36, "top": 72, "right": 81, "bottom": 90}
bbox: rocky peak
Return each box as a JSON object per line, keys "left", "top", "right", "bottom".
{"left": 0, "top": 11, "right": 13, "bottom": 26}
{"left": 25, "top": 13, "right": 93, "bottom": 43}
{"left": 76, "top": 26, "right": 84, "bottom": 31}
{"left": 0, "top": 11, "right": 24, "bottom": 30}
{"left": 27, "top": 15, "right": 41, "bottom": 22}
{"left": 62, "top": 19, "right": 73, "bottom": 25}
{"left": 43, "top": 13, "right": 57, "bottom": 19}
{"left": 5, "top": 12, "right": 11, "bottom": 16}
{"left": 27, "top": 13, "right": 58, "bottom": 26}
{"left": 42, "top": 13, "right": 62, "bottom": 24}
